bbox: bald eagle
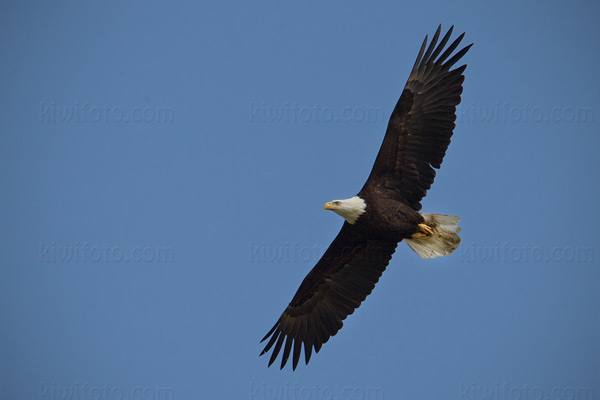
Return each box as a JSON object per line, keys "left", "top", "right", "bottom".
{"left": 260, "top": 26, "right": 472, "bottom": 370}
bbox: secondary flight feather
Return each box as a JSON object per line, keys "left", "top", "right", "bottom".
{"left": 260, "top": 25, "right": 472, "bottom": 370}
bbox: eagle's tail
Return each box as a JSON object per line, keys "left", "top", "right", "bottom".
{"left": 405, "top": 214, "right": 461, "bottom": 259}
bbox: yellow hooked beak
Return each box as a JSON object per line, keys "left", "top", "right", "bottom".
{"left": 323, "top": 202, "right": 336, "bottom": 211}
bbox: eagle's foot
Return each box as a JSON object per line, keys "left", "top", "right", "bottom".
{"left": 411, "top": 223, "right": 434, "bottom": 239}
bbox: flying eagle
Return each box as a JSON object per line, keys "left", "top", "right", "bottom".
{"left": 260, "top": 26, "right": 472, "bottom": 370}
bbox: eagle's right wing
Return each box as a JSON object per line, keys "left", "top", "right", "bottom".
{"left": 260, "top": 223, "right": 397, "bottom": 370}
{"left": 361, "top": 26, "right": 472, "bottom": 211}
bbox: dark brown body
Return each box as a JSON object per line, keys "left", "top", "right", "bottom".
{"left": 353, "top": 191, "right": 424, "bottom": 241}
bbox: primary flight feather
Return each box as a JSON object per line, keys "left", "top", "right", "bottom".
{"left": 260, "top": 25, "right": 472, "bottom": 370}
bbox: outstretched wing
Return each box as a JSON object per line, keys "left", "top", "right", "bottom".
{"left": 361, "top": 25, "right": 472, "bottom": 211}
{"left": 260, "top": 224, "right": 397, "bottom": 370}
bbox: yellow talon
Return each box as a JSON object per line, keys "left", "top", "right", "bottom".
{"left": 411, "top": 223, "right": 434, "bottom": 239}
{"left": 418, "top": 223, "right": 434, "bottom": 236}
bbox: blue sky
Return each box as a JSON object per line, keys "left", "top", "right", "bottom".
{"left": 1, "top": 1, "right": 599, "bottom": 399}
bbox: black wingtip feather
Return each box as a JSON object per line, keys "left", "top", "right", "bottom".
{"left": 260, "top": 325, "right": 281, "bottom": 356}
{"left": 304, "top": 341, "right": 313, "bottom": 365}
{"left": 292, "top": 338, "right": 302, "bottom": 371}
{"left": 422, "top": 25, "right": 441, "bottom": 64}
{"left": 261, "top": 322, "right": 279, "bottom": 343}
{"left": 280, "top": 335, "right": 294, "bottom": 369}
{"left": 429, "top": 26, "right": 454, "bottom": 63}
{"left": 314, "top": 341, "right": 322, "bottom": 353}
{"left": 437, "top": 32, "right": 465, "bottom": 66}
{"left": 411, "top": 36, "right": 428, "bottom": 75}
{"left": 268, "top": 333, "right": 285, "bottom": 367}
{"left": 443, "top": 43, "right": 473, "bottom": 70}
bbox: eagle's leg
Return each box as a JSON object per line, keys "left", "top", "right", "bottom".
{"left": 411, "top": 223, "right": 434, "bottom": 239}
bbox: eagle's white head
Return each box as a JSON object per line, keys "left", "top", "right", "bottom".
{"left": 323, "top": 196, "right": 367, "bottom": 224}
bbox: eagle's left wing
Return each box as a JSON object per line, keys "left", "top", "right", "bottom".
{"left": 260, "top": 223, "right": 397, "bottom": 370}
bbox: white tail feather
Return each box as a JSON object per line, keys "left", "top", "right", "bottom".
{"left": 405, "top": 214, "right": 461, "bottom": 259}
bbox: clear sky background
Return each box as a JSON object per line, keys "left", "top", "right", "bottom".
{"left": 1, "top": 1, "right": 599, "bottom": 399}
